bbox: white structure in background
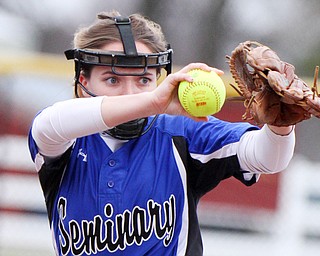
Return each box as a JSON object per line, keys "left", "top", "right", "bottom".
{"left": 0, "top": 136, "right": 54, "bottom": 255}
{"left": 202, "top": 155, "right": 320, "bottom": 256}
{"left": 0, "top": 9, "right": 40, "bottom": 52}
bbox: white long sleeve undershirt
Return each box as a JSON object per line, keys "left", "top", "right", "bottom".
{"left": 31, "top": 97, "right": 295, "bottom": 175}
{"left": 237, "top": 125, "right": 295, "bottom": 175}
{"left": 31, "top": 96, "right": 110, "bottom": 157}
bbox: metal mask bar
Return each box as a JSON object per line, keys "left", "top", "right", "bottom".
{"left": 65, "top": 49, "right": 172, "bottom": 76}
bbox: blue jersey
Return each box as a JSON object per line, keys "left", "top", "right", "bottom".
{"left": 28, "top": 115, "right": 258, "bottom": 256}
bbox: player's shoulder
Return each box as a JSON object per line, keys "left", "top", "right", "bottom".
{"left": 153, "top": 114, "right": 258, "bottom": 139}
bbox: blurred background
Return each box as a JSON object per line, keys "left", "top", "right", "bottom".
{"left": 0, "top": 0, "right": 320, "bottom": 255}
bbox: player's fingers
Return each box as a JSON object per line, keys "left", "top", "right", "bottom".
{"left": 178, "top": 63, "right": 211, "bottom": 73}
{"left": 178, "top": 63, "right": 224, "bottom": 76}
{"left": 164, "top": 72, "right": 194, "bottom": 87}
{"left": 212, "top": 68, "right": 224, "bottom": 76}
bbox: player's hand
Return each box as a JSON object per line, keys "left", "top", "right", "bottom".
{"left": 151, "top": 63, "right": 223, "bottom": 122}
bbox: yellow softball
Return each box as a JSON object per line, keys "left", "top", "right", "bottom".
{"left": 178, "top": 69, "right": 226, "bottom": 117}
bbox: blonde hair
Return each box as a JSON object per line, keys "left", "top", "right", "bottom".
{"left": 74, "top": 10, "right": 167, "bottom": 53}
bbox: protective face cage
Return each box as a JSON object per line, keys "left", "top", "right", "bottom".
{"left": 64, "top": 16, "right": 172, "bottom": 140}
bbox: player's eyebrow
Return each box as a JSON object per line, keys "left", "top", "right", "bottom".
{"left": 140, "top": 71, "right": 154, "bottom": 77}
{"left": 101, "top": 71, "right": 115, "bottom": 76}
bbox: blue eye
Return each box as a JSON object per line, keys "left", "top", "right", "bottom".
{"left": 106, "top": 77, "right": 118, "bottom": 84}
{"left": 140, "top": 77, "right": 151, "bottom": 85}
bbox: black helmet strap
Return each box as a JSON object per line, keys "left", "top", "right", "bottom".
{"left": 114, "top": 16, "right": 138, "bottom": 56}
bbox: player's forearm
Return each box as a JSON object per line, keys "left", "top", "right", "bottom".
{"left": 237, "top": 124, "right": 295, "bottom": 174}
{"left": 101, "top": 92, "right": 157, "bottom": 128}
{"left": 31, "top": 94, "right": 158, "bottom": 156}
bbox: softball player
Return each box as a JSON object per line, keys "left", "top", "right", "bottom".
{"left": 28, "top": 11, "right": 295, "bottom": 256}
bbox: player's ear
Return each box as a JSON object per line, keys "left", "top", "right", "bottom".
{"left": 76, "top": 72, "right": 92, "bottom": 98}
{"left": 79, "top": 72, "right": 88, "bottom": 87}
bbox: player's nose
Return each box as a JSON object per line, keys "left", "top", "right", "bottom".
{"left": 121, "top": 81, "right": 138, "bottom": 95}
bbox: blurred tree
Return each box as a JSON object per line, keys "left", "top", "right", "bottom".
{"left": 137, "top": 0, "right": 232, "bottom": 68}
{"left": 195, "top": 0, "right": 230, "bottom": 67}
{"left": 291, "top": 0, "right": 320, "bottom": 76}
{"left": 0, "top": 0, "right": 319, "bottom": 75}
{"left": 245, "top": 0, "right": 320, "bottom": 77}
{"left": 138, "top": 0, "right": 168, "bottom": 22}
{"left": 0, "top": 0, "right": 91, "bottom": 53}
